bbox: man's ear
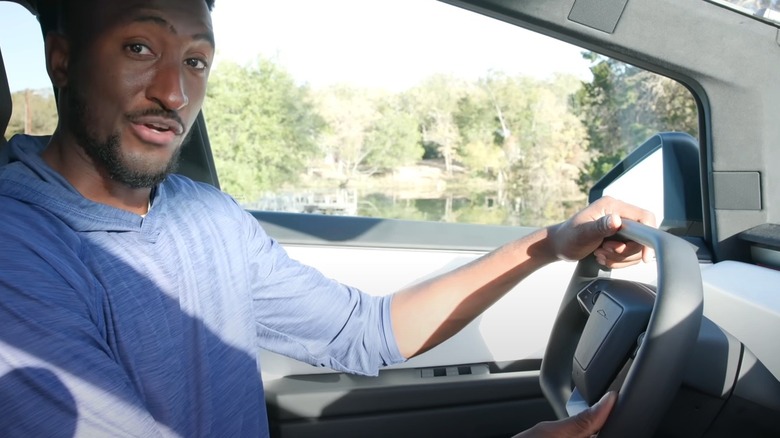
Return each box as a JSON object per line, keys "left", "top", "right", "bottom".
{"left": 46, "top": 32, "right": 70, "bottom": 89}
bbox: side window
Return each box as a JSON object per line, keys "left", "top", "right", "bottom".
{"left": 204, "top": 1, "right": 698, "bottom": 227}
{"left": 0, "top": 3, "right": 57, "bottom": 137}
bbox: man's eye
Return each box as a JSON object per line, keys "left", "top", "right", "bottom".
{"left": 126, "top": 43, "right": 153, "bottom": 56}
{"left": 185, "top": 58, "right": 208, "bottom": 71}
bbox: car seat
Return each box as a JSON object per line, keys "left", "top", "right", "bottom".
{"left": 0, "top": 47, "right": 11, "bottom": 152}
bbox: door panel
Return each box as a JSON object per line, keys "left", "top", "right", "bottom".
{"left": 268, "top": 372, "right": 552, "bottom": 438}
{"left": 256, "top": 214, "right": 661, "bottom": 437}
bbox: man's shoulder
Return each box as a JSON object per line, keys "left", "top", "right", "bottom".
{"left": 164, "top": 173, "right": 222, "bottom": 194}
{"left": 1, "top": 134, "right": 49, "bottom": 166}
{"left": 0, "top": 194, "right": 83, "bottom": 266}
{"left": 162, "top": 174, "right": 247, "bottom": 217}
{"left": 0, "top": 194, "right": 76, "bottom": 238}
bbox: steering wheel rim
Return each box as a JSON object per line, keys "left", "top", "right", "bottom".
{"left": 540, "top": 219, "right": 703, "bottom": 438}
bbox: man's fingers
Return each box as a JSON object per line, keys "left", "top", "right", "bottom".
{"left": 578, "top": 391, "right": 618, "bottom": 435}
{"left": 511, "top": 392, "right": 617, "bottom": 438}
{"left": 596, "top": 196, "right": 657, "bottom": 228}
{"left": 553, "top": 197, "right": 657, "bottom": 264}
{"left": 597, "top": 197, "right": 657, "bottom": 263}
{"left": 567, "top": 391, "right": 617, "bottom": 437}
{"left": 594, "top": 240, "right": 644, "bottom": 267}
{"left": 642, "top": 246, "right": 656, "bottom": 264}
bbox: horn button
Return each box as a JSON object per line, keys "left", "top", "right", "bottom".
{"left": 572, "top": 279, "right": 655, "bottom": 404}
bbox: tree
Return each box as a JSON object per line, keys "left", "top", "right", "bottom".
{"left": 203, "top": 57, "right": 323, "bottom": 203}
{"left": 7, "top": 89, "right": 58, "bottom": 137}
{"left": 313, "top": 88, "right": 423, "bottom": 183}
{"left": 314, "top": 85, "right": 379, "bottom": 182}
{"left": 451, "top": 71, "right": 588, "bottom": 224}
{"left": 363, "top": 96, "right": 424, "bottom": 171}
{"left": 453, "top": 87, "right": 506, "bottom": 179}
{"left": 574, "top": 52, "right": 698, "bottom": 193}
{"left": 408, "top": 75, "right": 466, "bottom": 176}
{"left": 513, "top": 74, "right": 589, "bottom": 223}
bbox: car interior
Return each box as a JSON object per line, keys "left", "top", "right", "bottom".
{"left": 0, "top": 48, "right": 10, "bottom": 153}
{"left": 1, "top": 0, "right": 780, "bottom": 437}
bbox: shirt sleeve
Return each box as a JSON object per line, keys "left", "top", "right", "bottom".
{"left": 0, "top": 219, "right": 164, "bottom": 437}
{"left": 242, "top": 212, "right": 406, "bottom": 376}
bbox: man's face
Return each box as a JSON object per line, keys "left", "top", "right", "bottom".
{"left": 62, "top": 0, "right": 214, "bottom": 188}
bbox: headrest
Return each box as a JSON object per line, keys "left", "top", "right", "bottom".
{"left": 0, "top": 47, "right": 11, "bottom": 139}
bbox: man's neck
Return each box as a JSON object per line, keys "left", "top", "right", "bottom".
{"left": 41, "top": 134, "right": 152, "bottom": 216}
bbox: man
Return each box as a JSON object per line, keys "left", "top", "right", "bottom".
{"left": 0, "top": 0, "right": 654, "bottom": 436}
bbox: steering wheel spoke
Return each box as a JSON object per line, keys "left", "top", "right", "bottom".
{"left": 572, "top": 279, "right": 654, "bottom": 405}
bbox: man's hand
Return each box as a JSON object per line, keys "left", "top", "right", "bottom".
{"left": 513, "top": 391, "right": 617, "bottom": 438}
{"left": 549, "top": 196, "right": 656, "bottom": 268}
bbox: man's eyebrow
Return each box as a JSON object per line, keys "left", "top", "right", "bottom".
{"left": 131, "top": 14, "right": 216, "bottom": 48}
{"left": 193, "top": 31, "right": 216, "bottom": 49}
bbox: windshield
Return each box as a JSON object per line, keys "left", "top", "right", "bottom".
{"left": 709, "top": 0, "right": 780, "bottom": 25}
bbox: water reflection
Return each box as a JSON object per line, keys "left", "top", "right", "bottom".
{"left": 359, "top": 192, "right": 512, "bottom": 225}
{"left": 244, "top": 188, "right": 580, "bottom": 228}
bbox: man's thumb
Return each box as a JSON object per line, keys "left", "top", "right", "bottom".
{"left": 594, "top": 213, "right": 621, "bottom": 238}
{"left": 570, "top": 391, "right": 617, "bottom": 436}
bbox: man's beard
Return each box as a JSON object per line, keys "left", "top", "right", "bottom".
{"left": 66, "top": 89, "right": 183, "bottom": 189}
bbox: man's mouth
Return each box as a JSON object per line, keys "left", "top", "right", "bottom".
{"left": 145, "top": 122, "right": 173, "bottom": 133}
{"left": 129, "top": 115, "right": 185, "bottom": 146}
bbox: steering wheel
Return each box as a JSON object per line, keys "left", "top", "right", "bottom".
{"left": 540, "top": 219, "right": 703, "bottom": 438}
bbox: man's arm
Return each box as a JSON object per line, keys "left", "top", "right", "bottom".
{"left": 390, "top": 196, "right": 655, "bottom": 359}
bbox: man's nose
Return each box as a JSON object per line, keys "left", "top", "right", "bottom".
{"left": 146, "top": 59, "right": 189, "bottom": 111}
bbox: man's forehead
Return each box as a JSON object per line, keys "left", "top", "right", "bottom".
{"left": 74, "top": 0, "right": 213, "bottom": 42}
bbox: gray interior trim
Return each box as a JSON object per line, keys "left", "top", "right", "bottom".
{"left": 702, "top": 261, "right": 780, "bottom": 382}
{"left": 265, "top": 367, "right": 543, "bottom": 420}
{"left": 266, "top": 365, "right": 552, "bottom": 438}
{"left": 177, "top": 112, "right": 220, "bottom": 189}
{"left": 271, "top": 399, "right": 552, "bottom": 438}
{"left": 0, "top": 47, "right": 11, "bottom": 143}
{"left": 568, "top": 0, "right": 630, "bottom": 33}
{"left": 735, "top": 348, "right": 780, "bottom": 413}
{"left": 681, "top": 317, "right": 742, "bottom": 398}
{"left": 713, "top": 171, "right": 762, "bottom": 210}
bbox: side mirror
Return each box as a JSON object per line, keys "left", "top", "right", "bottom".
{"left": 588, "top": 132, "right": 703, "bottom": 237}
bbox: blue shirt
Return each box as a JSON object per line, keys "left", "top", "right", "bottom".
{"left": 0, "top": 135, "right": 404, "bottom": 437}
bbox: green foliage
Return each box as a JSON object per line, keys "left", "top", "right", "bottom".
{"left": 407, "top": 75, "right": 467, "bottom": 175}
{"left": 574, "top": 52, "right": 698, "bottom": 194}
{"left": 314, "top": 87, "right": 423, "bottom": 179}
{"left": 363, "top": 97, "right": 423, "bottom": 170}
{"left": 7, "top": 89, "right": 58, "bottom": 137}
{"left": 448, "top": 72, "right": 588, "bottom": 224}
{"left": 576, "top": 152, "right": 623, "bottom": 194}
{"left": 453, "top": 86, "right": 506, "bottom": 178}
{"left": 203, "top": 58, "right": 323, "bottom": 202}
{"left": 314, "top": 85, "right": 378, "bottom": 179}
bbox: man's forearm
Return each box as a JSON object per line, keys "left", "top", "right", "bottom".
{"left": 389, "top": 225, "right": 560, "bottom": 359}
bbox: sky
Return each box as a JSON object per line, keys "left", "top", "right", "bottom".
{"left": 0, "top": 0, "right": 593, "bottom": 93}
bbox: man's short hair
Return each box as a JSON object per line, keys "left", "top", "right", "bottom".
{"left": 40, "top": 0, "right": 216, "bottom": 39}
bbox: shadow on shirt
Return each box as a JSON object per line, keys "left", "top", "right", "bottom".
{"left": 0, "top": 367, "right": 77, "bottom": 437}
{"left": 0, "top": 221, "right": 268, "bottom": 436}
